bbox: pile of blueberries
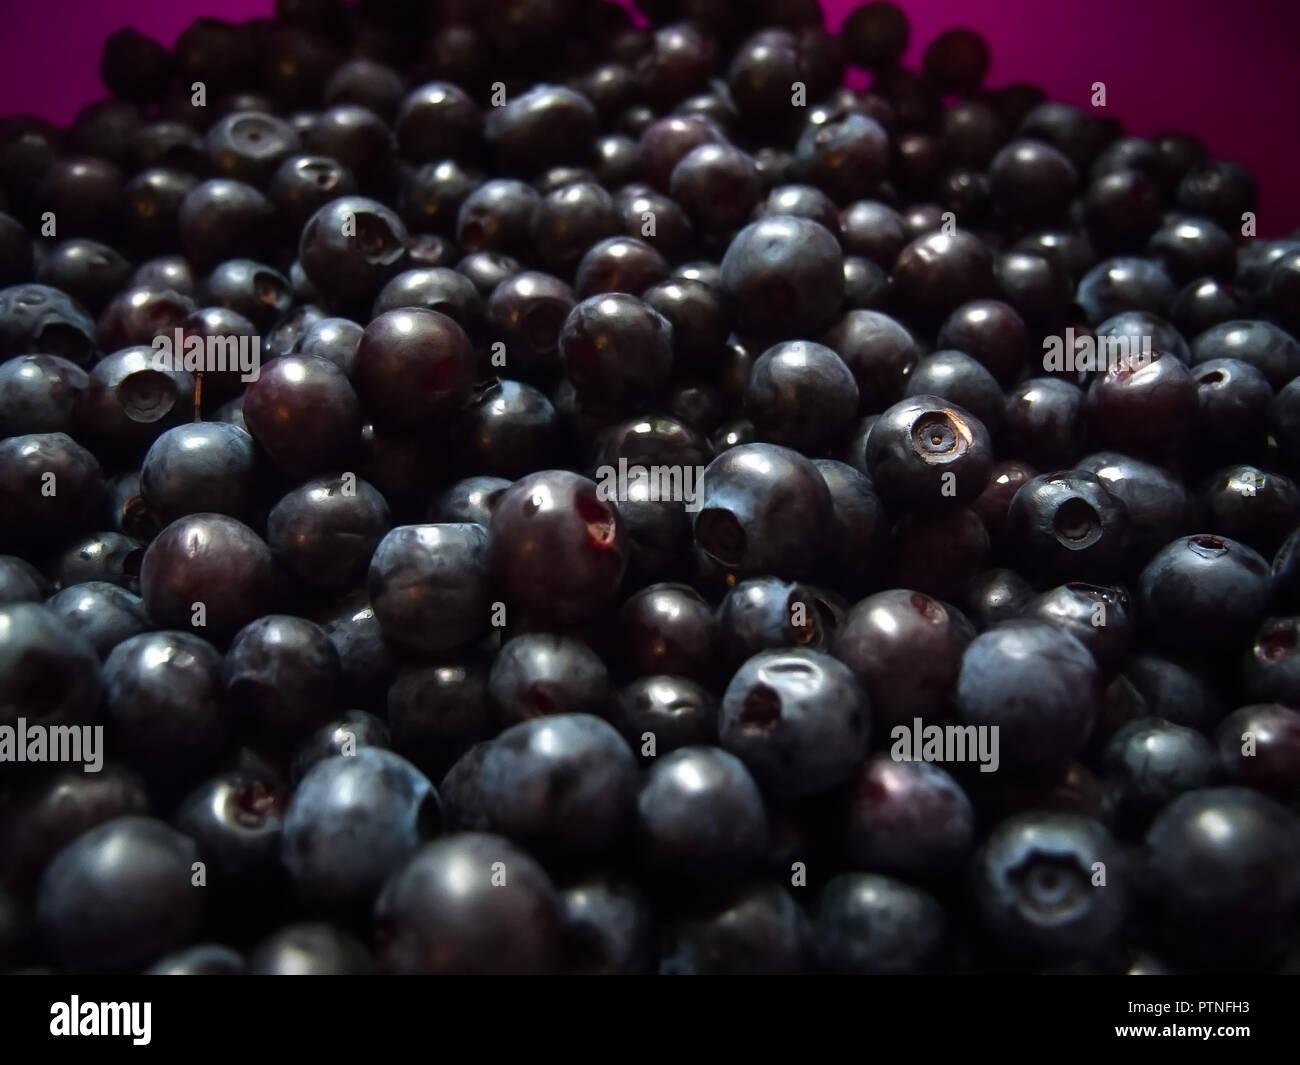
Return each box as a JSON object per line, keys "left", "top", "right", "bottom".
{"left": 1, "top": 0, "right": 1299, "bottom": 976}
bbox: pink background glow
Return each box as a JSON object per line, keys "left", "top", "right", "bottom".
{"left": 0, "top": 0, "right": 1296, "bottom": 233}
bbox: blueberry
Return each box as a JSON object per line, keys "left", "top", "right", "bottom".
{"left": 292, "top": 711, "right": 393, "bottom": 783}
{"left": 1143, "top": 788, "right": 1300, "bottom": 964}
{"left": 374, "top": 833, "right": 563, "bottom": 974}
{"left": 610, "top": 675, "right": 716, "bottom": 759}
{"left": 245, "top": 922, "right": 375, "bottom": 975}
{"left": 843, "top": 754, "right": 975, "bottom": 875}
{"left": 488, "top": 471, "right": 627, "bottom": 625}
{"left": 1006, "top": 471, "right": 1130, "bottom": 581}
{"left": 955, "top": 620, "right": 1103, "bottom": 774}
{"left": 140, "top": 513, "right": 281, "bottom": 638}
{"left": 721, "top": 215, "right": 844, "bottom": 339}
{"left": 1021, "top": 582, "right": 1135, "bottom": 676}
{"left": 36, "top": 817, "right": 203, "bottom": 972}
{"left": 635, "top": 746, "right": 769, "bottom": 889}
{"left": 814, "top": 873, "right": 945, "bottom": 974}
{"left": 973, "top": 812, "right": 1130, "bottom": 958}
{"left": 694, "top": 443, "right": 833, "bottom": 580}
{"left": 660, "top": 883, "right": 810, "bottom": 975}
{"left": 832, "top": 589, "right": 972, "bottom": 728}
{"left": 282, "top": 748, "right": 439, "bottom": 913}
{"left": 745, "top": 340, "right": 859, "bottom": 453}
{"left": 146, "top": 943, "right": 245, "bottom": 975}
{"left": 1214, "top": 704, "right": 1300, "bottom": 801}
{"left": 488, "top": 633, "right": 610, "bottom": 725}
{"left": 1138, "top": 534, "right": 1271, "bottom": 655}
{"left": 223, "top": 614, "right": 341, "bottom": 745}
{"left": 103, "top": 630, "right": 229, "bottom": 782}
{"left": 368, "top": 523, "right": 492, "bottom": 656}
{"left": 267, "top": 474, "right": 391, "bottom": 595}
{"left": 0, "top": 602, "right": 101, "bottom": 729}
{"left": 720, "top": 648, "right": 869, "bottom": 797}
{"left": 865, "top": 396, "right": 993, "bottom": 512}
{"left": 560, "top": 877, "right": 654, "bottom": 976}
{"left": 141, "top": 422, "right": 259, "bottom": 525}
{"left": 478, "top": 713, "right": 637, "bottom": 855}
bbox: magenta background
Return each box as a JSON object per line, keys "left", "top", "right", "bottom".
{"left": 0, "top": 0, "right": 1297, "bottom": 233}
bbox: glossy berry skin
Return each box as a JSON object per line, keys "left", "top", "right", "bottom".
{"left": 1190, "top": 318, "right": 1300, "bottom": 393}
{"left": 0, "top": 432, "right": 106, "bottom": 548}
{"left": 172, "top": 770, "right": 288, "bottom": 908}
{"left": 831, "top": 589, "right": 972, "bottom": 729}
{"left": 140, "top": 514, "right": 280, "bottom": 639}
{"left": 815, "top": 873, "right": 945, "bottom": 975}
{"left": 456, "top": 179, "right": 540, "bottom": 259}
{"left": 1215, "top": 704, "right": 1300, "bottom": 801}
{"left": 642, "top": 278, "right": 728, "bottom": 374}
{"left": 669, "top": 143, "right": 761, "bottom": 237}
{"left": 245, "top": 923, "right": 374, "bottom": 976}
{"left": 223, "top": 614, "right": 340, "bottom": 746}
{"left": 614, "top": 583, "right": 717, "bottom": 685}
{"left": 243, "top": 354, "right": 361, "bottom": 478}
{"left": 1083, "top": 354, "right": 1197, "bottom": 458}
{"left": 1076, "top": 256, "right": 1178, "bottom": 326}
{"left": 865, "top": 396, "right": 993, "bottom": 513}
{"left": 1006, "top": 472, "right": 1130, "bottom": 582}
{"left": 745, "top": 340, "right": 859, "bottom": 453}
{"left": 1143, "top": 788, "right": 1300, "bottom": 964}
{"left": 52, "top": 530, "right": 145, "bottom": 593}
{"left": 36, "top": 817, "right": 202, "bottom": 972}
{"left": 484, "top": 85, "right": 597, "bottom": 176}
{"left": 574, "top": 236, "right": 670, "bottom": 298}
{"left": 891, "top": 230, "right": 996, "bottom": 325}
{"left": 721, "top": 215, "right": 844, "bottom": 340}
{"left": 1200, "top": 465, "right": 1300, "bottom": 556}
{"left": 0, "top": 355, "right": 88, "bottom": 437}
{"left": 298, "top": 195, "right": 408, "bottom": 311}
{"left": 368, "top": 524, "right": 491, "bottom": 657}
{"left": 386, "top": 659, "right": 489, "bottom": 780}
{"left": 635, "top": 746, "right": 769, "bottom": 891}
{"left": 903, "top": 349, "right": 1003, "bottom": 433}
{"left": 693, "top": 443, "right": 833, "bottom": 580}
{"left": 843, "top": 755, "right": 975, "bottom": 875}
{"left": 795, "top": 112, "right": 890, "bottom": 205}
{"left": 478, "top": 713, "right": 637, "bottom": 856}
{"left": 146, "top": 944, "right": 245, "bottom": 976}
{"left": 352, "top": 308, "right": 476, "bottom": 431}
{"left": 488, "top": 633, "right": 610, "bottom": 726}
{"left": 374, "top": 832, "right": 563, "bottom": 975}
{"left": 973, "top": 813, "right": 1129, "bottom": 958}
{"left": 821, "top": 309, "right": 921, "bottom": 412}
{"left": 429, "top": 476, "right": 511, "bottom": 527}
{"left": 43, "top": 582, "right": 149, "bottom": 659}
{"left": 102, "top": 630, "right": 228, "bottom": 782}
{"left": 956, "top": 620, "right": 1103, "bottom": 774}
{"left": 141, "top": 422, "right": 259, "bottom": 525}
{"left": 962, "top": 567, "right": 1037, "bottom": 630}
{"left": 988, "top": 140, "right": 1077, "bottom": 228}
{"left": 660, "top": 883, "right": 810, "bottom": 976}
{"left": 0, "top": 602, "right": 102, "bottom": 729}
{"left": 1001, "top": 377, "right": 1085, "bottom": 470}
{"left": 719, "top": 648, "right": 869, "bottom": 798}
{"left": 292, "top": 711, "right": 392, "bottom": 783}
{"left": 611, "top": 675, "right": 716, "bottom": 759}
{"left": 1022, "top": 582, "right": 1135, "bottom": 677}
{"left": 394, "top": 82, "right": 481, "bottom": 164}
{"left": 559, "top": 294, "right": 673, "bottom": 407}
{"left": 484, "top": 271, "right": 574, "bottom": 384}
{"left": 281, "top": 748, "right": 439, "bottom": 913}
{"left": 1076, "top": 452, "right": 1194, "bottom": 562}
{"left": 488, "top": 471, "right": 627, "bottom": 625}
{"left": 1240, "top": 616, "right": 1300, "bottom": 705}
{"left": 560, "top": 878, "right": 655, "bottom": 976}
{"left": 267, "top": 474, "right": 390, "bottom": 595}
{"left": 1103, "top": 717, "right": 1218, "bottom": 825}
{"left": 715, "top": 577, "right": 837, "bottom": 669}
{"left": 1138, "top": 535, "right": 1271, "bottom": 655}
